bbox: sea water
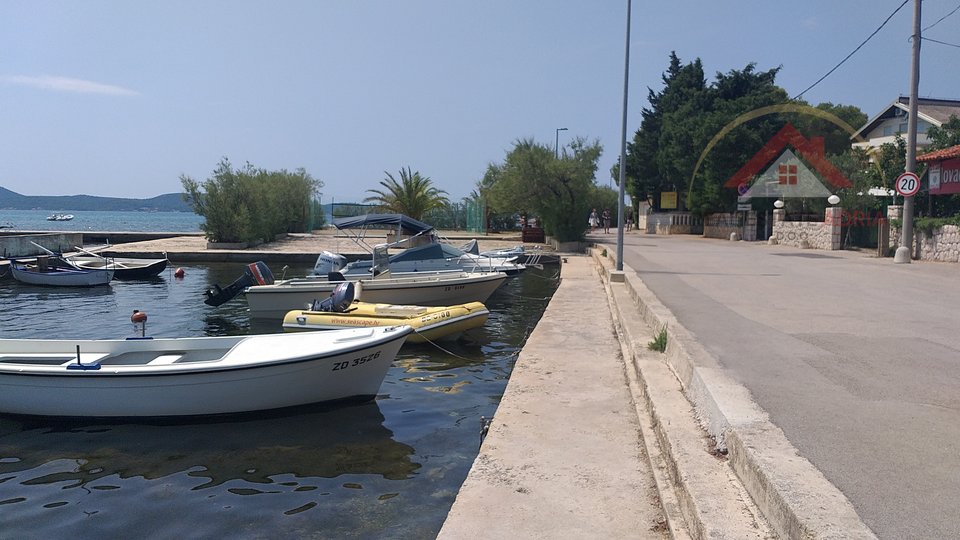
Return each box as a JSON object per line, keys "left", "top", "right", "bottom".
{"left": 0, "top": 209, "right": 203, "bottom": 233}
{"left": 0, "top": 260, "right": 560, "bottom": 538}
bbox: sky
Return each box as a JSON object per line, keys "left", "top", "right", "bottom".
{"left": 1, "top": 1, "right": 958, "bottom": 203}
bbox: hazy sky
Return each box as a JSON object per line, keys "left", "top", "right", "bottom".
{"left": 2, "top": 1, "right": 958, "bottom": 203}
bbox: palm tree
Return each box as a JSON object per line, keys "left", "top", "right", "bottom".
{"left": 364, "top": 167, "right": 449, "bottom": 220}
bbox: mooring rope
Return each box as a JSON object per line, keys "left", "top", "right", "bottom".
{"left": 412, "top": 328, "right": 474, "bottom": 361}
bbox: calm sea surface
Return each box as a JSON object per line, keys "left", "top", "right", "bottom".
{"left": 0, "top": 209, "right": 203, "bottom": 233}
{"left": 0, "top": 253, "right": 559, "bottom": 538}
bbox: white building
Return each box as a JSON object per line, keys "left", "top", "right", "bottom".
{"left": 851, "top": 96, "right": 960, "bottom": 152}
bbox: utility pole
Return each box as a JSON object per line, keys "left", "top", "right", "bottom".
{"left": 616, "top": 0, "right": 631, "bottom": 272}
{"left": 895, "top": 0, "right": 921, "bottom": 264}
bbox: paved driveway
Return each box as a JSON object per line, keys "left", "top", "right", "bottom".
{"left": 606, "top": 233, "right": 960, "bottom": 540}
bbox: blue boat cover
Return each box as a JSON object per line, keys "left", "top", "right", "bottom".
{"left": 332, "top": 214, "right": 434, "bottom": 235}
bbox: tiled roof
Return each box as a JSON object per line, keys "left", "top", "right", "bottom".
{"left": 917, "top": 144, "right": 960, "bottom": 162}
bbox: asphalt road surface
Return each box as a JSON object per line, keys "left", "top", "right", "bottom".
{"left": 611, "top": 233, "right": 960, "bottom": 540}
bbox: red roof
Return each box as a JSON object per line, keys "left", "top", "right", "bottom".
{"left": 917, "top": 144, "right": 960, "bottom": 162}
{"left": 724, "top": 123, "right": 852, "bottom": 188}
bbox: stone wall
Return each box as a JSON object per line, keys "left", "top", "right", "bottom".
{"left": 772, "top": 207, "right": 841, "bottom": 250}
{"left": 703, "top": 212, "right": 758, "bottom": 241}
{"left": 647, "top": 212, "right": 702, "bottom": 235}
{"left": 917, "top": 225, "right": 960, "bottom": 262}
{"left": 886, "top": 205, "right": 960, "bottom": 262}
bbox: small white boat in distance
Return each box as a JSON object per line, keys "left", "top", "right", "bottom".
{"left": 0, "top": 326, "right": 413, "bottom": 417}
{"left": 46, "top": 213, "right": 74, "bottom": 221}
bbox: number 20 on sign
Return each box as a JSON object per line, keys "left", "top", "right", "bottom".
{"left": 896, "top": 172, "right": 920, "bottom": 197}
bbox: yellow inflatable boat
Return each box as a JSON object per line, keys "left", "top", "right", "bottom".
{"left": 282, "top": 301, "right": 490, "bottom": 343}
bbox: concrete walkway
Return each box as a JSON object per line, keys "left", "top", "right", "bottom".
{"left": 437, "top": 255, "right": 669, "bottom": 539}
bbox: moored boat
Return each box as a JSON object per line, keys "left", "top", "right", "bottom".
{"left": 245, "top": 270, "right": 506, "bottom": 320}
{"left": 10, "top": 256, "right": 113, "bottom": 287}
{"left": 283, "top": 296, "right": 489, "bottom": 344}
{"left": 0, "top": 325, "right": 413, "bottom": 417}
{"left": 67, "top": 254, "right": 168, "bottom": 279}
{"left": 311, "top": 214, "right": 525, "bottom": 277}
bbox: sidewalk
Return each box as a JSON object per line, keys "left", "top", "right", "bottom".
{"left": 437, "top": 255, "right": 669, "bottom": 539}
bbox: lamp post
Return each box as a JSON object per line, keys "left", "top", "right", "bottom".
{"left": 555, "top": 127, "right": 568, "bottom": 158}
{"left": 615, "top": 0, "right": 632, "bottom": 272}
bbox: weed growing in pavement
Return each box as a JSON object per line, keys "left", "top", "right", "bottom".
{"left": 647, "top": 325, "right": 668, "bottom": 353}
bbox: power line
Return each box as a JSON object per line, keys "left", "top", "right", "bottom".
{"left": 922, "top": 36, "right": 960, "bottom": 48}
{"left": 923, "top": 2, "right": 960, "bottom": 32}
{"left": 793, "top": 0, "right": 910, "bottom": 100}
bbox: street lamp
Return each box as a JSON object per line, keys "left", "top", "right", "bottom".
{"left": 555, "top": 127, "right": 568, "bottom": 158}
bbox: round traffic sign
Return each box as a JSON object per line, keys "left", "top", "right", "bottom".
{"left": 896, "top": 172, "right": 920, "bottom": 197}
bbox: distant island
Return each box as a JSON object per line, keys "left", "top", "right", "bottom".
{"left": 0, "top": 186, "right": 192, "bottom": 212}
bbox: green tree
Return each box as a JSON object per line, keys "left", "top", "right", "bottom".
{"left": 181, "top": 158, "right": 321, "bottom": 243}
{"left": 927, "top": 115, "right": 960, "bottom": 150}
{"left": 484, "top": 137, "right": 603, "bottom": 241}
{"left": 364, "top": 167, "right": 449, "bottom": 221}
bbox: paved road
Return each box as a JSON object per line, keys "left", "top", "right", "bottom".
{"left": 606, "top": 232, "right": 960, "bottom": 540}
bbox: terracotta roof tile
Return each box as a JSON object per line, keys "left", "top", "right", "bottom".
{"left": 917, "top": 144, "right": 960, "bottom": 162}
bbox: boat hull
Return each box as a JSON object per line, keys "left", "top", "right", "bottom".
{"left": 0, "top": 327, "right": 411, "bottom": 417}
{"left": 69, "top": 256, "right": 168, "bottom": 279}
{"left": 245, "top": 271, "right": 506, "bottom": 320}
{"left": 10, "top": 261, "right": 113, "bottom": 286}
{"left": 283, "top": 301, "right": 490, "bottom": 343}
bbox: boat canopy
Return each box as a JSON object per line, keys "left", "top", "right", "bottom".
{"left": 332, "top": 214, "right": 435, "bottom": 236}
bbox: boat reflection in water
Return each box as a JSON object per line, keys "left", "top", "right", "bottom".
{"left": 0, "top": 402, "right": 419, "bottom": 537}
{"left": 0, "top": 402, "right": 418, "bottom": 487}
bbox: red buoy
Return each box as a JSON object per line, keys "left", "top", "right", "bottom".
{"left": 131, "top": 310, "right": 148, "bottom": 323}
{"left": 174, "top": 267, "right": 185, "bottom": 278}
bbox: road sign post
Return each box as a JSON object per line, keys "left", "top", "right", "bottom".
{"left": 895, "top": 172, "right": 920, "bottom": 198}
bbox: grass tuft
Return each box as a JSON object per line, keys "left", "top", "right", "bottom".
{"left": 647, "top": 325, "right": 667, "bottom": 353}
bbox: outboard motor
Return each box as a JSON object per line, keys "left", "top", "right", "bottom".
{"left": 311, "top": 251, "right": 347, "bottom": 277}
{"left": 310, "top": 281, "right": 355, "bottom": 312}
{"left": 204, "top": 261, "right": 275, "bottom": 307}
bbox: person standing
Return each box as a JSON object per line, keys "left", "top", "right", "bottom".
{"left": 602, "top": 208, "right": 611, "bottom": 233}
{"left": 589, "top": 208, "right": 599, "bottom": 232}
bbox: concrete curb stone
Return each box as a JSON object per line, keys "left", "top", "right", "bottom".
{"left": 592, "top": 243, "right": 877, "bottom": 540}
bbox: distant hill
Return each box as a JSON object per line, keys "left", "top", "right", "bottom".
{"left": 0, "top": 187, "right": 193, "bottom": 212}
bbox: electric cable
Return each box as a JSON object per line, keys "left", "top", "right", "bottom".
{"left": 793, "top": 0, "right": 910, "bottom": 100}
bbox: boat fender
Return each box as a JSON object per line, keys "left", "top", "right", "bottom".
{"left": 174, "top": 267, "right": 185, "bottom": 278}
{"left": 310, "top": 281, "right": 355, "bottom": 312}
{"left": 131, "top": 310, "right": 148, "bottom": 323}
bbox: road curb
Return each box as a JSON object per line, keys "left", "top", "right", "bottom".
{"left": 592, "top": 245, "right": 876, "bottom": 540}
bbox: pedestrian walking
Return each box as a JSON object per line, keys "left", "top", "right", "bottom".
{"left": 602, "top": 209, "right": 611, "bottom": 233}
{"left": 588, "top": 209, "right": 599, "bottom": 232}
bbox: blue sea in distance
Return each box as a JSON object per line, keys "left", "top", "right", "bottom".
{"left": 0, "top": 209, "right": 203, "bottom": 233}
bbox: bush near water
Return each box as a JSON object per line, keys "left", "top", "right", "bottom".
{"left": 181, "top": 158, "right": 323, "bottom": 244}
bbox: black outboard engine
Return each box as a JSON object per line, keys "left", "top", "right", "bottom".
{"left": 204, "top": 261, "right": 274, "bottom": 307}
{"left": 310, "top": 281, "right": 355, "bottom": 312}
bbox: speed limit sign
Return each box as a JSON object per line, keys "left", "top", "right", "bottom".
{"left": 896, "top": 172, "right": 920, "bottom": 197}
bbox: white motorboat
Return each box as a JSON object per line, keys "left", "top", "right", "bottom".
{"left": 311, "top": 214, "right": 524, "bottom": 277}
{"left": 46, "top": 213, "right": 74, "bottom": 221}
{"left": 0, "top": 326, "right": 413, "bottom": 417}
{"left": 244, "top": 269, "right": 507, "bottom": 320}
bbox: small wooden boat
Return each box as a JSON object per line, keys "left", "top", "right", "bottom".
{"left": 0, "top": 326, "right": 413, "bottom": 417}
{"left": 67, "top": 255, "right": 168, "bottom": 279}
{"left": 283, "top": 301, "right": 490, "bottom": 343}
{"left": 10, "top": 256, "right": 113, "bottom": 287}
